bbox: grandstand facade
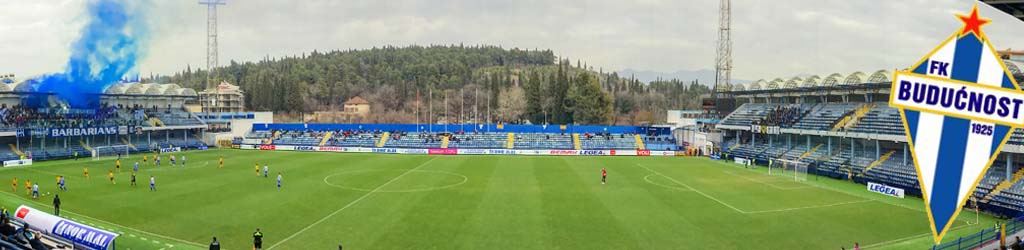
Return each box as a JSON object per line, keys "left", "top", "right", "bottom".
{"left": 0, "top": 82, "right": 208, "bottom": 162}
{"left": 238, "top": 124, "right": 678, "bottom": 152}
{"left": 716, "top": 61, "right": 1024, "bottom": 217}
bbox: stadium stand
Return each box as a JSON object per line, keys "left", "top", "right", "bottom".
{"left": 717, "top": 64, "right": 1024, "bottom": 218}
{"left": 0, "top": 81, "right": 209, "bottom": 161}
{"left": 791, "top": 103, "right": 860, "bottom": 130}
{"left": 848, "top": 104, "right": 904, "bottom": 135}
{"left": 243, "top": 127, "right": 675, "bottom": 151}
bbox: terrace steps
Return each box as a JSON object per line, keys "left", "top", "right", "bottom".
{"left": 798, "top": 144, "right": 823, "bottom": 161}
{"left": 319, "top": 131, "right": 334, "bottom": 146}
{"left": 572, "top": 134, "right": 582, "bottom": 150}
{"left": 8, "top": 144, "right": 24, "bottom": 158}
{"left": 729, "top": 143, "right": 742, "bottom": 150}
{"left": 376, "top": 132, "right": 390, "bottom": 147}
{"left": 834, "top": 103, "right": 874, "bottom": 131}
{"left": 121, "top": 138, "right": 137, "bottom": 151}
{"left": 265, "top": 131, "right": 281, "bottom": 145}
{"left": 982, "top": 168, "right": 1024, "bottom": 203}
{"left": 858, "top": 150, "right": 896, "bottom": 177}
{"left": 80, "top": 141, "right": 93, "bottom": 152}
{"left": 845, "top": 103, "right": 876, "bottom": 130}
{"left": 148, "top": 117, "right": 165, "bottom": 127}
{"left": 634, "top": 135, "right": 645, "bottom": 150}
{"left": 506, "top": 133, "right": 515, "bottom": 149}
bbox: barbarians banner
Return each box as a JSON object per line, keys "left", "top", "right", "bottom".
{"left": 890, "top": 5, "right": 1020, "bottom": 243}
{"left": 47, "top": 126, "right": 128, "bottom": 137}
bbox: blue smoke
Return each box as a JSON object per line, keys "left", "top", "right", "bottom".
{"left": 31, "top": 0, "right": 150, "bottom": 108}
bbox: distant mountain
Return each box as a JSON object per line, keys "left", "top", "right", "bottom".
{"left": 617, "top": 68, "right": 749, "bottom": 86}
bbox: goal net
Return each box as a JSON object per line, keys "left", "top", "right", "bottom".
{"left": 769, "top": 158, "right": 808, "bottom": 182}
{"left": 92, "top": 145, "right": 130, "bottom": 161}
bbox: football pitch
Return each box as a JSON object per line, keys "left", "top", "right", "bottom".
{"left": 0, "top": 149, "right": 1003, "bottom": 249}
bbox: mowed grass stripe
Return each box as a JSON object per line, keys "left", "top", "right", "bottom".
{"left": 571, "top": 157, "right": 732, "bottom": 249}
{"left": 267, "top": 155, "right": 439, "bottom": 249}
{"left": 648, "top": 159, "right": 867, "bottom": 211}
{"left": 533, "top": 157, "right": 641, "bottom": 249}
{"left": 453, "top": 155, "right": 546, "bottom": 250}
{"left": 0, "top": 152, "right": 1006, "bottom": 249}
{"left": 122, "top": 151, "right": 389, "bottom": 247}
{"left": 359, "top": 156, "right": 488, "bottom": 249}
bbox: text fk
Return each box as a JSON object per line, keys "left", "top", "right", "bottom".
{"left": 929, "top": 60, "right": 950, "bottom": 77}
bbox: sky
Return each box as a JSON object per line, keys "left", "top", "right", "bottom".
{"left": 3, "top": 0, "right": 1024, "bottom": 82}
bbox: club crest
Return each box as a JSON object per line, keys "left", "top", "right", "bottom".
{"left": 890, "top": 5, "right": 1022, "bottom": 243}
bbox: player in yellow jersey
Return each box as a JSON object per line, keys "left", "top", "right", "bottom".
{"left": 108, "top": 170, "right": 115, "bottom": 184}
{"left": 24, "top": 179, "right": 30, "bottom": 195}
{"left": 143, "top": 155, "right": 148, "bottom": 165}
{"left": 11, "top": 178, "right": 16, "bottom": 192}
{"left": 84, "top": 166, "right": 89, "bottom": 178}
{"left": 255, "top": 163, "right": 260, "bottom": 176}
{"left": 219, "top": 156, "right": 224, "bottom": 168}
{"left": 115, "top": 159, "right": 121, "bottom": 173}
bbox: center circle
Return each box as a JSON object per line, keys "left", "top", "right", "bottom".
{"left": 323, "top": 169, "right": 468, "bottom": 193}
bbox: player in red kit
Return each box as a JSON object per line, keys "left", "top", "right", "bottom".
{"left": 601, "top": 168, "right": 607, "bottom": 184}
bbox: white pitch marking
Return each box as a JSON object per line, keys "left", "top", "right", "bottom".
{"left": 637, "top": 164, "right": 747, "bottom": 213}
{"left": 639, "top": 164, "right": 878, "bottom": 215}
{"left": 642, "top": 174, "right": 695, "bottom": 192}
{"left": 721, "top": 170, "right": 812, "bottom": 190}
{"left": 744, "top": 199, "right": 874, "bottom": 214}
{"left": 707, "top": 160, "right": 978, "bottom": 225}
{"left": 268, "top": 156, "right": 440, "bottom": 249}
{"left": 0, "top": 191, "right": 205, "bottom": 248}
{"left": 860, "top": 222, "right": 976, "bottom": 249}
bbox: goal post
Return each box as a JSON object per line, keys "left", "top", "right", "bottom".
{"left": 769, "top": 158, "right": 808, "bottom": 182}
{"left": 92, "top": 145, "right": 130, "bottom": 160}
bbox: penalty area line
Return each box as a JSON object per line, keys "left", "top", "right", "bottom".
{"left": 720, "top": 170, "right": 812, "bottom": 190}
{"left": 636, "top": 164, "right": 747, "bottom": 213}
{"left": 860, "top": 221, "right": 976, "bottom": 249}
{"left": 743, "top": 199, "right": 874, "bottom": 214}
{"left": 267, "top": 156, "right": 440, "bottom": 250}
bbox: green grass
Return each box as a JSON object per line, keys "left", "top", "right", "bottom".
{"left": 0, "top": 149, "right": 1004, "bottom": 249}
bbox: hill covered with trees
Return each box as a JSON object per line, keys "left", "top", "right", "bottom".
{"left": 159, "top": 45, "right": 710, "bottom": 125}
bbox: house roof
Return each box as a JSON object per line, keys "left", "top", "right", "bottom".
{"left": 344, "top": 96, "right": 369, "bottom": 105}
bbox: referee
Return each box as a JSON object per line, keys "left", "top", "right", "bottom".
{"left": 253, "top": 228, "right": 264, "bottom": 250}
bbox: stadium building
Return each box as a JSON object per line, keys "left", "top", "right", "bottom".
{"left": 714, "top": 60, "right": 1024, "bottom": 217}
{"left": 0, "top": 81, "right": 208, "bottom": 161}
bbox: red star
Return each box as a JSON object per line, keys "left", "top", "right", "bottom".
{"left": 956, "top": 5, "right": 991, "bottom": 37}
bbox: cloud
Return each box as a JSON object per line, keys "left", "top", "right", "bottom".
{"left": 4, "top": 0, "right": 1024, "bottom": 84}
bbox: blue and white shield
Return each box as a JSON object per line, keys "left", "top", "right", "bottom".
{"left": 892, "top": 6, "right": 1021, "bottom": 243}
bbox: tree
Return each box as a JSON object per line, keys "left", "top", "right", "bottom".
{"left": 156, "top": 44, "right": 711, "bottom": 124}
{"left": 570, "top": 72, "right": 614, "bottom": 124}
{"left": 524, "top": 71, "right": 544, "bottom": 124}
{"left": 497, "top": 86, "right": 526, "bottom": 123}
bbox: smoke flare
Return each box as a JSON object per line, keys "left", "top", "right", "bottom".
{"left": 31, "top": 0, "right": 149, "bottom": 108}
